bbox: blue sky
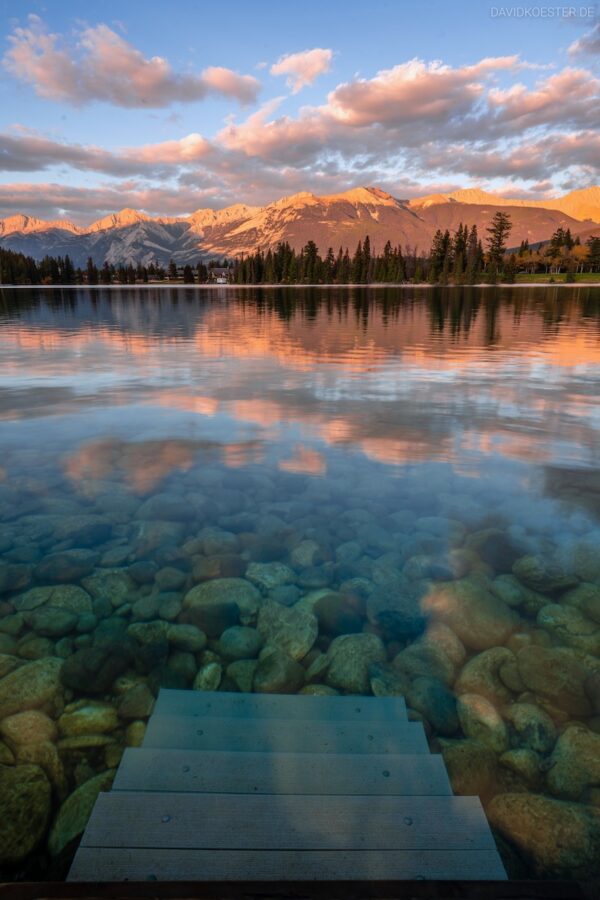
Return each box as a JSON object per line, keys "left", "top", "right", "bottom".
{"left": 0, "top": 0, "right": 598, "bottom": 222}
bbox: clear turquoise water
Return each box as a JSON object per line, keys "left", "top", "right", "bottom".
{"left": 0, "top": 285, "right": 599, "bottom": 880}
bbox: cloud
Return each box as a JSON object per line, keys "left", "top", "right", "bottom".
{"left": 0, "top": 42, "right": 597, "bottom": 216}
{"left": 325, "top": 56, "right": 518, "bottom": 127}
{"left": 3, "top": 15, "right": 261, "bottom": 107}
{"left": 487, "top": 68, "right": 599, "bottom": 132}
{"left": 0, "top": 130, "right": 211, "bottom": 176}
{"left": 0, "top": 181, "right": 223, "bottom": 223}
{"left": 420, "top": 131, "right": 600, "bottom": 182}
{"left": 270, "top": 48, "right": 333, "bottom": 93}
{"left": 568, "top": 22, "right": 600, "bottom": 56}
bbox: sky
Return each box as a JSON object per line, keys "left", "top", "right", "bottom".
{"left": 0, "top": 0, "right": 598, "bottom": 223}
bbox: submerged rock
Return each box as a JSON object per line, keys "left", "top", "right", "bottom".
{"left": 537, "top": 604, "right": 600, "bottom": 656}
{"left": 457, "top": 693, "right": 509, "bottom": 753}
{"left": 218, "top": 626, "right": 263, "bottom": 661}
{"left": 325, "top": 633, "right": 386, "bottom": 694}
{"left": 11, "top": 586, "right": 54, "bottom": 612}
{"left": 0, "top": 764, "right": 52, "bottom": 864}
{"left": 546, "top": 725, "right": 600, "bottom": 801}
{"left": 50, "top": 515, "right": 111, "bottom": 547}
{"left": 440, "top": 738, "right": 499, "bottom": 800}
{"left": 60, "top": 639, "right": 132, "bottom": 694}
{"left": 516, "top": 645, "right": 591, "bottom": 717}
{"left": 455, "top": 647, "right": 515, "bottom": 707}
{"left": 34, "top": 549, "right": 98, "bottom": 584}
{"left": 256, "top": 601, "right": 317, "bottom": 661}
{"left": 48, "top": 770, "right": 115, "bottom": 857}
{"left": 366, "top": 579, "right": 428, "bottom": 640}
{"left": 406, "top": 676, "right": 458, "bottom": 735}
{"left": 512, "top": 555, "right": 578, "bottom": 594}
{"left": 563, "top": 582, "right": 600, "bottom": 625}
{"left": 0, "top": 710, "right": 57, "bottom": 748}
{"left": 423, "top": 577, "right": 518, "bottom": 650}
{"left": 499, "top": 748, "right": 541, "bottom": 787}
{"left": 227, "top": 659, "right": 258, "bottom": 693}
{"left": 246, "top": 562, "right": 295, "bottom": 593}
{"left": 81, "top": 568, "right": 135, "bottom": 608}
{"left": 25, "top": 607, "right": 78, "bottom": 638}
{"left": 58, "top": 702, "right": 118, "bottom": 737}
{"left": 166, "top": 623, "right": 207, "bottom": 653}
{"left": 488, "top": 793, "right": 600, "bottom": 878}
{"left": 0, "top": 657, "right": 63, "bottom": 719}
{"left": 117, "top": 683, "right": 155, "bottom": 720}
{"left": 184, "top": 577, "right": 261, "bottom": 625}
{"left": 369, "top": 662, "right": 409, "bottom": 697}
{"left": 253, "top": 648, "right": 305, "bottom": 694}
{"left": 313, "top": 591, "right": 363, "bottom": 636}
{"left": 393, "top": 638, "right": 456, "bottom": 686}
{"left": 505, "top": 702, "right": 557, "bottom": 754}
{"left": 193, "top": 662, "right": 222, "bottom": 692}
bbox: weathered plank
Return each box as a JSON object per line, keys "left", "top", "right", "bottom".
{"left": 81, "top": 793, "right": 497, "bottom": 851}
{"left": 152, "top": 689, "right": 407, "bottom": 721}
{"left": 113, "top": 748, "right": 453, "bottom": 795}
{"left": 142, "top": 714, "right": 428, "bottom": 754}
{"left": 68, "top": 847, "right": 507, "bottom": 882}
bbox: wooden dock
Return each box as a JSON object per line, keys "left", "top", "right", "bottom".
{"left": 68, "top": 689, "right": 507, "bottom": 883}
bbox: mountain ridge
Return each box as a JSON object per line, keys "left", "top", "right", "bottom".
{"left": 1, "top": 186, "right": 598, "bottom": 267}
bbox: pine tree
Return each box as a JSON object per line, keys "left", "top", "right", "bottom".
{"left": 486, "top": 212, "right": 512, "bottom": 273}
{"left": 86, "top": 257, "right": 98, "bottom": 285}
{"left": 62, "top": 255, "right": 75, "bottom": 284}
{"left": 429, "top": 230, "right": 450, "bottom": 282}
{"left": 168, "top": 259, "right": 178, "bottom": 280}
{"left": 351, "top": 240, "right": 363, "bottom": 283}
{"left": 182, "top": 264, "right": 195, "bottom": 283}
{"left": 465, "top": 226, "right": 480, "bottom": 284}
{"left": 324, "top": 247, "right": 335, "bottom": 283}
{"left": 362, "top": 235, "right": 371, "bottom": 283}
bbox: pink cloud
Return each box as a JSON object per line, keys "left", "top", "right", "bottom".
{"left": 325, "top": 56, "right": 518, "bottom": 127}
{"left": 488, "top": 68, "right": 599, "bottom": 130}
{"left": 128, "top": 134, "right": 211, "bottom": 165}
{"left": 270, "top": 48, "right": 333, "bottom": 93}
{"left": 3, "top": 15, "right": 261, "bottom": 107}
{"left": 0, "top": 130, "right": 212, "bottom": 175}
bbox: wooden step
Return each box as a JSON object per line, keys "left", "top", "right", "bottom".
{"left": 113, "top": 748, "right": 452, "bottom": 795}
{"left": 69, "top": 847, "right": 508, "bottom": 882}
{"left": 75, "top": 792, "right": 499, "bottom": 852}
{"left": 68, "top": 688, "right": 507, "bottom": 884}
{"left": 152, "top": 688, "right": 407, "bottom": 720}
{"left": 142, "top": 714, "right": 428, "bottom": 754}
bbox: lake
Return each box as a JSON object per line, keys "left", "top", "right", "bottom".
{"left": 0, "top": 285, "right": 599, "bottom": 881}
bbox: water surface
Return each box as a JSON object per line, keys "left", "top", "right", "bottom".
{"left": 0, "top": 286, "right": 599, "bottom": 881}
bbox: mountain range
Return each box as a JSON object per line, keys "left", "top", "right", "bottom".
{"left": 1, "top": 186, "right": 598, "bottom": 268}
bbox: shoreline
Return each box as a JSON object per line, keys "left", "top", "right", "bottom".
{"left": 1, "top": 281, "right": 599, "bottom": 289}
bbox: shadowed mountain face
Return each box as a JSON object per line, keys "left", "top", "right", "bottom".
{"left": 0, "top": 186, "right": 598, "bottom": 266}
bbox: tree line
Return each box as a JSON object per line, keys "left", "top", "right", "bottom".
{"left": 1, "top": 212, "right": 599, "bottom": 286}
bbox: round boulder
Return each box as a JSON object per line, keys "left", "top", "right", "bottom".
{"left": 0, "top": 764, "right": 51, "bottom": 864}
{"left": 423, "top": 577, "right": 518, "bottom": 651}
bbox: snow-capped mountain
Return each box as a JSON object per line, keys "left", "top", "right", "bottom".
{"left": 1, "top": 186, "right": 598, "bottom": 266}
